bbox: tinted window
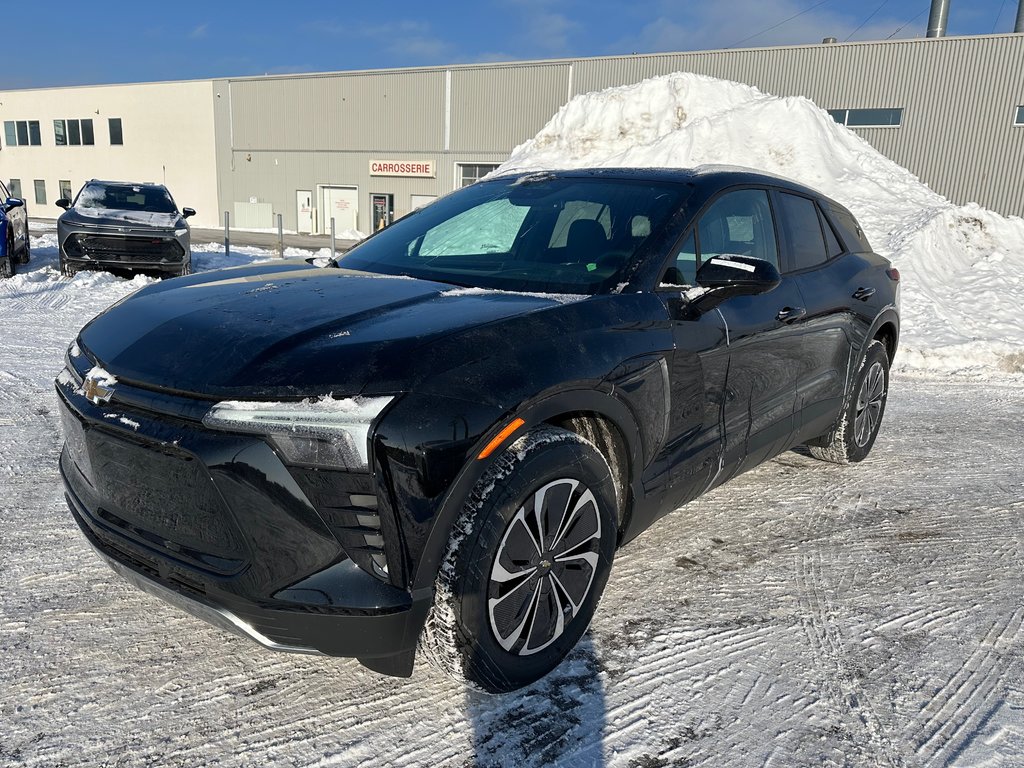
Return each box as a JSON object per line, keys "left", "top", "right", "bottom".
{"left": 81, "top": 119, "right": 95, "bottom": 145}
{"left": 697, "top": 189, "right": 778, "bottom": 267}
{"left": 34, "top": 180, "right": 46, "bottom": 206}
{"left": 667, "top": 230, "right": 698, "bottom": 285}
{"left": 68, "top": 120, "right": 82, "bottom": 145}
{"left": 1016, "top": 106, "right": 1024, "bottom": 126}
{"left": 820, "top": 208, "right": 844, "bottom": 258}
{"left": 9, "top": 179, "right": 21, "bottom": 198}
{"left": 28, "top": 121, "right": 41, "bottom": 146}
{"left": 16, "top": 122, "right": 29, "bottom": 145}
{"left": 54, "top": 120, "right": 67, "bottom": 146}
{"left": 828, "top": 205, "right": 872, "bottom": 253}
{"left": 341, "top": 177, "right": 686, "bottom": 295}
{"left": 777, "top": 193, "right": 827, "bottom": 271}
{"left": 3, "top": 122, "right": 14, "bottom": 146}
{"left": 109, "top": 117, "right": 124, "bottom": 145}
{"left": 829, "top": 108, "right": 903, "bottom": 127}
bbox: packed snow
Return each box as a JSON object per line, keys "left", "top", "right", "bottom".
{"left": 3, "top": 73, "right": 1024, "bottom": 767}
{"left": 497, "top": 72, "right": 1024, "bottom": 374}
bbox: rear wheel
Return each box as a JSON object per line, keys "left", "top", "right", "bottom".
{"left": 419, "top": 425, "right": 618, "bottom": 693}
{"left": 808, "top": 340, "right": 890, "bottom": 464}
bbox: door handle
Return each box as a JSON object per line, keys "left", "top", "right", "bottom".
{"left": 776, "top": 306, "right": 806, "bottom": 323}
{"left": 852, "top": 286, "right": 876, "bottom": 301}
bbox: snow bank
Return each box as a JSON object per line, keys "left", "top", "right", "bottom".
{"left": 497, "top": 73, "right": 1024, "bottom": 374}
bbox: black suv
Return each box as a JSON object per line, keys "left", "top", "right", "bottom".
{"left": 56, "top": 168, "right": 899, "bottom": 692}
{"left": 56, "top": 180, "right": 195, "bottom": 277}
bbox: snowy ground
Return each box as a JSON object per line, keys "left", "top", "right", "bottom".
{"left": 3, "top": 221, "right": 1023, "bottom": 766}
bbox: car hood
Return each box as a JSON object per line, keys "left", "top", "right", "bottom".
{"left": 77, "top": 261, "right": 586, "bottom": 398}
{"left": 60, "top": 207, "right": 184, "bottom": 230}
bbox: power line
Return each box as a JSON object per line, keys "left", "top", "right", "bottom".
{"left": 992, "top": 0, "right": 1008, "bottom": 32}
{"left": 845, "top": 0, "right": 891, "bottom": 41}
{"left": 886, "top": 5, "right": 929, "bottom": 39}
{"left": 728, "top": 0, "right": 834, "bottom": 49}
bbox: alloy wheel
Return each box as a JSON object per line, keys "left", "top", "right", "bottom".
{"left": 854, "top": 361, "right": 886, "bottom": 447}
{"left": 487, "top": 478, "right": 602, "bottom": 656}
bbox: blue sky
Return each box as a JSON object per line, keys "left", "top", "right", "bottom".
{"left": 3, "top": 0, "right": 1018, "bottom": 88}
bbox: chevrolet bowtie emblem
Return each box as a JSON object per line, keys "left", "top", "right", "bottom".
{"left": 83, "top": 371, "right": 116, "bottom": 404}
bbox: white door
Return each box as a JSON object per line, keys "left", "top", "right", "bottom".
{"left": 320, "top": 186, "right": 358, "bottom": 234}
{"left": 410, "top": 194, "right": 438, "bottom": 211}
{"left": 296, "top": 190, "right": 313, "bottom": 234}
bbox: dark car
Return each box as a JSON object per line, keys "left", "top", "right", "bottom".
{"left": 1, "top": 179, "right": 30, "bottom": 278}
{"left": 56, "top": 180, "right": 195, "bottom": 277}
{"left": 55, "top": 167, "right": 899, "bottom": 692}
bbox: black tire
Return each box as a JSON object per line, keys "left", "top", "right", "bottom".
{"left": 17, "top": 229, "right": 30, "bottom": 264}
{"left": 59, "top": 251, "right": 77, "bottom": 278}
{"left": 419, "top": 425, "right": 618, "bottom": 693}
{"left": 808, "top": 340, "right": 890, "bottom": 464}
{"left": 2, "top": 235, "right": 15, "bottom": 278}
{"left": 178, "top": 258, "right": 192, "bottom": 277}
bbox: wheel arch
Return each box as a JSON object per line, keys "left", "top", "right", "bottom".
{"left": 409, "top": 387, "right": 644, "bottom": 595}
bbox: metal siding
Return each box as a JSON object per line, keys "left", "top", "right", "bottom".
{"left": 216, "top": 35, "right": 1024, "bottom": 219}
{"left": 450, "top": 64, "right": 570, "bottom": 151}
{"left": 231, "top": 71, "right": 446, "bottom": 152}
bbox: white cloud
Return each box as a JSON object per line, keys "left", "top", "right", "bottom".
{"left": 188, "top": 23, "right": 209, "bottom": 40}
{"left": 614, "top": 0, "right": 917, "bottom": 53}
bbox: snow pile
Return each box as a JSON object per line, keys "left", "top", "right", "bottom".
{"left": 497, "top": 73, "right": 1024, "bottom": 374}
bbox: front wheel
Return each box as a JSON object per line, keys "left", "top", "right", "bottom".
{"left": 808, "top": 339, "right": 890, "bottom": 464}
{"left": 419, "top": 425, "right": 618, "bottom": 693}
{"left": 0, "top": 254, "right": 13, "bottom": 279}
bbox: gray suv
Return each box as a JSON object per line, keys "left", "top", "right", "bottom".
{"left": 57, "top": 180, "right": 195, "bottom": 277}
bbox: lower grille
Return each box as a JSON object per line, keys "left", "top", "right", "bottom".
{"left": 65, "top": 233, "right": 184, "bottom": 262}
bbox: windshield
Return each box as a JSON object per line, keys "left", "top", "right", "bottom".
{"left": 75, "top": 183, "right": 178, "bottom": 214}
{"left": 338, "top": 176, "right": 685, "bottom": 294}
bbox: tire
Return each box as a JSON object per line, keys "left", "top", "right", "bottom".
{"left": 419, "top": 425, "right": 618, "bottom": 693}
{"left": 808, "top": 340, "right": 890, "bottom": 464}
{"left": 2, "top": 235, "right": 15, "bottom": 278}
{"left": 178, "top": 258, "right": 192, "bottom": 277}
{"left": 17, "top": 229, "right": 30, "bottom": 264}
{"left": 59, "top": 252, "right": 77, "bottom": 278}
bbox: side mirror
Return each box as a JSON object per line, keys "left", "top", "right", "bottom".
{"left": 56, "top": 198, "right": 71, "bottom": 210}
{"left": 4, "top": 197, "right": 24, "bottom": 212}
{"left": 685, "top": 254, "right": 781, "bottom": 314}
{"left": 181, "top": 207, "right": 196, "bottom": 219}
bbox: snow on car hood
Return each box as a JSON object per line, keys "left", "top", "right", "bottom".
{"left": 76, "top": 261, "right": 581, "bottom": 398}
{"left": 62, "top": 207, "right": 184, "bottom": 229}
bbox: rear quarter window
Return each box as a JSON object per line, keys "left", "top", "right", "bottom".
{"left": 828, "top": 205, "right": 873, "bottom": 253}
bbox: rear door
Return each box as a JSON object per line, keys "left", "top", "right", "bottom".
{"left": 773, "top": 191, "right": 868, "bottom": 441}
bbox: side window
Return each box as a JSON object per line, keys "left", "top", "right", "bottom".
{"left": 667, "top": 231, "right": 697, "bottom": 285}
{"left": 777, "top": 193, "right": 827, "bottom": 271}
{"left": 417, "top": 199, "right": 527, "bottom": 257}
{"left": 829, "top": 206, "right": 872, "bottom": 253}
{"left": 697, "top": 189, "right": 778, "bottom": 267}
{"left": 819, "top": 207, "right": 845, "bottom": 258}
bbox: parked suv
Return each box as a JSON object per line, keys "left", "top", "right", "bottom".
{"left": 1, "top": 180, "right": 30, "bottom": 278}
{"left": 57, "top": 180, "right": 195, "bottom": 277}
{"left": 56, "top": 167, "right": 899, "bottom": 692}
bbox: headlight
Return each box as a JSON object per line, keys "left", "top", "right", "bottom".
{"left": 202, "top": 395, "right": 393, "bottom": 470}
{"left": 175, "top": 228, "right": 188, "bottom": 237}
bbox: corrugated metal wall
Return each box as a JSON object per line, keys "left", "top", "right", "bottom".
{"left": 215, "top": 34, "right": 1024, "bottom": 231}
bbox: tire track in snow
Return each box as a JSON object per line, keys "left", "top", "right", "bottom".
{"left": 795, "top": 550, "right": 904, "bottom": 767}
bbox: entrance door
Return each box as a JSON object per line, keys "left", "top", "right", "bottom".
{"left": 371, "top": 193, "right": 394, "bottom": 231}
{"left": 319, "top": 186, "right": 358, "bottom": 234}
{"left": 296, "top": 190, "right": 313, "bottom": 234}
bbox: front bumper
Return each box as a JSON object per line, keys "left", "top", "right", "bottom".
{"left": 60, "top": 229, "right": 189, "bottom": 272}
{"left": 55, "top": 361, "right": 428, "bottom": 673}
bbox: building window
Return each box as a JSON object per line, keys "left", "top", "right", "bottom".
{"left": 59, "top": 180, "right": 73, "bottom": 201}
{"left": 54, "top": 119, "right": 95, "bottom": 146}
{"left": 34, "top": 180, "right": 46, "bottom": 206}
{"left": 1015, "top": 106, "right": 1024, "bottom": 126}
{"left": 456, "top": 163, "right": 501, "bottom": 188}
{"left": 4, "top": 120, "right": 42, "bottom": 146}
{"left": 828, "top": 108, "right": 903, "bottom": 128}
{"left": 9, "top": 179, "right": 21, "bottom": 198}
{"left": 109, "top": 117, "right": 123, "bottom": 145}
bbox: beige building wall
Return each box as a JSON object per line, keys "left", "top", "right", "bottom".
{"left": 0, "top": 80, "right": 220, "bottom": 228}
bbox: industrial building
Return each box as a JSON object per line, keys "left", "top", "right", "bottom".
{"left": 2, "top": 27, "right": 1022, "bottom": 233}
